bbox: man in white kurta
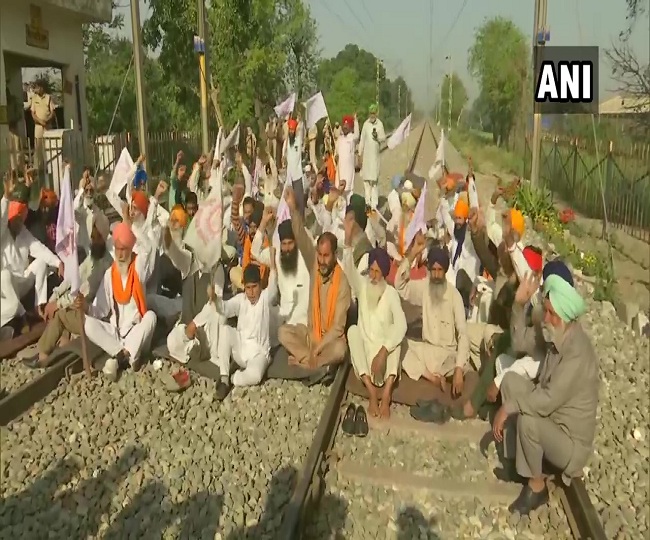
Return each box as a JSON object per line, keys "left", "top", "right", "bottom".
{"left": 214, "top": 260, "right": 279, "bottom": 400}
{"left": 1, "top": 195, "right": 62, "bottom": 328}
{"left": 335, "top": 114, "right": 359, "bottom": 194}
{"left": 83, "top": 222, "right": 157, "bottom": 381}
{"left": 358, "top": 104, "right": 386, "bottom": 209}
{"left": 344, "top": 245, "right": 407, "bottom": 419}
{"left": 74, "top": 169, "right": 99, "bottom": 254}
{"left": 283, "top": 118, "right": 305, "bottom": 217}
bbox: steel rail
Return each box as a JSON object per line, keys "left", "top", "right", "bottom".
{"left": 279, "top": 122, "right": 429, "bottom": 540}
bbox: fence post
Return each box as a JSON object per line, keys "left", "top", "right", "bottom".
{"left": 571, "top": 139, "right": 578, "bottom": 195}
{"left": 602, "top": 140, "right": 614, "bottom": 239}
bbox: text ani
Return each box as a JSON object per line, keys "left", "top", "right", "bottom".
{"left": 535, "top": 61, "right": 594, "bottom": 103}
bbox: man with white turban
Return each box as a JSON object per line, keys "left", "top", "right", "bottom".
{"left": 81, "top": 221, "right": 157, "bottom": 381}
{"left": 24, "top": 211, "right": 114, "bottom": 368}
{"left": 358, "top": 103, "right": 386, "bottom": 209}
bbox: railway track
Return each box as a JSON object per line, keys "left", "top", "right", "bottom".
{"left": 280, "top": 121, "right": 607, "bottom": 540}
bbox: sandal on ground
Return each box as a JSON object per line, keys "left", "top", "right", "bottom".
{"left": 341, "top": 404, "right": 357, "bottom": 435}
{"left": 354, "top": 406, "right": 369, "bottom": 437}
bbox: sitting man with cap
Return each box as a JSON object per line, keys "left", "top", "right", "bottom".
{"left": 344, "top": 243, "right": 407, "bottom": 419}
{"left": 278, "top": 187, "right": 351, "bottom": 383}
{"left": 214, "top": 257, "right": 278, "bottom": 400}
{"left": 81, "top": 222, "right": 157, "bottom": 381}
{"left": 25, "top": 211, "right": 114, "bottom": 368}
{"left": 1, "top": 180, "right": 63, "bottom": 332}
{"left": 493, "top": 262, "right": 598, "bottom": 515}
{"left": 395, "top": 235, "right": 470, "bottom": 399}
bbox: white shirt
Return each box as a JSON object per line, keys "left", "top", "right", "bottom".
{"left": 359, "top": 118, "right": 386, "bottom": 181}
{"left": 220, "top": 270, "right": 278, "bottom": 358}
{"left": 335, "top": 119, "right": 360, "bottom": 190}
{"left": 251, "top": 230, "right": 310, "bottom": 326}
{"left": 0, "top": 197, "right": 60, "bottom": 274}
{"left": 283, "top": 134, "right": 303, "bottom": 184}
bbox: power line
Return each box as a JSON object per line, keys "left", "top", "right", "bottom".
{"left": 360, "top": 0, "right": 373, "bottom": 23}
{"left": 340, "top": 0, "right": 367, "bottom": 32}
{"left": 433, "top": 0, "right": 468, "bottom": 57}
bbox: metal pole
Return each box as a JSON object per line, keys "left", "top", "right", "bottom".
{"left": 376, "top": 59, "right": 380, "bottom": 109}
{"left": 398, "top": 84, "right": 401, "bottom": 119}
{"left": 130, "top": 0, "right": 148, "bottom": 159}
{"left": 530, "top": 0, "right": 547, "bottom": 187}
{"left": 448, "top": 56, "right": 453, "bottom": 132}
{"left": 198, "top": 0, "right": 210, "bottom": 155}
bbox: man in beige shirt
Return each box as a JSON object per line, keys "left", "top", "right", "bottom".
{"left": 394, "top": 235, "right": 470, "bottom": 398}
{"left": 306, "top": 123, "right": 318, "bottom": 171}
{"left": 265, "top": 116, "right": 278, "bottom": 163}
{"left": 29, "top": 79, "right": 56, "bottom": 172}
{"left": 278, "top": 187, "right": 352, "bottom": 379}
{"left": 245, "top": 126, "right": 257, "bottom": 163}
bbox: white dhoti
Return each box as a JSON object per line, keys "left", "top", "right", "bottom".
{"left": 401, "top": 340, "right": 459, "bottom": 380}
{"left": 85, "top": 311, "right": 157, "bottom": 371}
{"left": 0, "top": 260, "right": 49, "bottom": 327}
{"left": 348, "top": 325, "right": 400, "bottom": 386}
{"left": 494, "top": 353, "right": 540, "bottom": 388}
{"left": 166, "top": 303, "right": 224, "bottom": 365}
{"left": 363, "top": 179, "right": 379, "bottom": 210}
{"left": 216, "top": 326, "right": 269, "bottom": 387}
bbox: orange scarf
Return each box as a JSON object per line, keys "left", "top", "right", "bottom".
{"left": 311, "top": 264, "right": 341, "bottom": 342}
{"left": 243, "top": 233, "right": 269, "bottom": 282}
{"left": 398, "top": 211, "right": 413, "bottom": 257}
{"left": 326, "top": 154, "right": 336, "bottom": 182}
{"left": 111, "top": 257, "right": 147, "bottom": 317}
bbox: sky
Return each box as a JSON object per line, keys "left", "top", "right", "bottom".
{"left": 111, "top": 0, "right": 649, "bottom": 109}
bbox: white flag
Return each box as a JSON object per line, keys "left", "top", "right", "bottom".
{"left": 184, "top": 138, "right": 223, "bottom": 269}
{"left": 219, "top": 121, "right": 240, "bottom": 155}
{"left": 428, "top": 129, "right": 446, "bottom": 181}
{"left": 272, "top": 186, "right": 292, "bottom": 249}
{"left": 405, "top": 182, "right": 427, "bottom": 248}
{"left": 55, "top": 164, "right": 81, "bottom": 294}
{"left": 304, "top": 92, "right": 328, "bottom": 129}
{"left": 108, "top": 147, "right": 134, "bottom": 196}
{"left": 274, "top": 93, "right": 296, "bottom": 119}
{"left": 468, "top": 174, "right": 479, "bottom": 208}
{"left": 387, "top": 114, "right": 412, "bottom": 149}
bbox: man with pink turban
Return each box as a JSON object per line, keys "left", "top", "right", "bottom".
{"left": 80, "top": 221, "right": 158, "bottom": 381}
{"left": 342, "top": 244, "right": 407, "bottom": 423}
{"left": 335, "top": 114, "right": 359, "bottom": 193}
{"left": 1, "top": 181, "right": 63, "bottom": 331}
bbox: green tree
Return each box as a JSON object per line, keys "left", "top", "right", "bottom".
{"left": 468, "top": 17, "right": 529, "bottom": 148}
{"left": 437, "top": 72, "right": 468, "bottom": 129}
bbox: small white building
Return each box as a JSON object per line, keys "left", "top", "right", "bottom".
{"left": 0, "top": 0, "right": 112, "bottom": 172}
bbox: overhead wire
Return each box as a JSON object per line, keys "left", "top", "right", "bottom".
{"left": 340, "top": 0, "right": 367, "bottom": 32}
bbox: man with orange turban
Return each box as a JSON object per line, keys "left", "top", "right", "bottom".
{"left": 1, "top": 180, "right": 63, "bottom": 330}
{"left": 282, "top": 116, "right": 306, "bottom": 217}
{"left": 335, "top": 114, "right": 359, "bottom": 194}
{"left": 80, "top": 221, "right": 158, "bottom": 381}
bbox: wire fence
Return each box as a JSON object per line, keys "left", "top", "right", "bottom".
{"left": 522, "top": 135, "right": 650, "bottom": 243}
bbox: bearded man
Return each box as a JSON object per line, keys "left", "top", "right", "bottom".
{"left": 344, "top": 244, "right": 407, "bottom": 419}
{"left": 81, "top": 222, "right": 157, "bottom": 381}
{"left": 395, "top": 236, "right": 470, "bottom": 399}
{"left": 358, "top": 104, "right": 386, "bottom": 208}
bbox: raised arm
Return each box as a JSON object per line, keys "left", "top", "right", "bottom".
{"left": 341, "top": 245, "right": 362, "bottom": 296}
{"left": 285, "top": 188, "right": 315, "bottom": 270}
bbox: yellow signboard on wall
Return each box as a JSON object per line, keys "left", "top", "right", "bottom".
{"left": 26, "top": 4, "right": 49, "bottom": 50}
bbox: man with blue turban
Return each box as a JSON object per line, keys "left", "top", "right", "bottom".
{"left": 491, "top": 262, "right": 598, "bottom": 516}
{"left": 342, "top": 244, "right": 407, "bottom": 423}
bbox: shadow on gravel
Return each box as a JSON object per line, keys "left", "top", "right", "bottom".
{"left": 397, "top": 507, "right": 441, "bottom": 540}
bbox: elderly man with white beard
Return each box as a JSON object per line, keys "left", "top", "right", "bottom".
{"left": 80, "top": 222, "right": 157, "bottom": 381}
{"left": 343, "top": 244, "right": 407, "bottom": 419}
{"left": 395, "top": 236, "right": 470, "bottom": 400}
{"left": 74, "top": 168, "right": 99, "bottom": 256}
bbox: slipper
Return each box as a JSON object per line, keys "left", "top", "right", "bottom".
{"left": 409, "top": 401, "right": 451, "bottom": 424}
{"left": 341, "top": 404, "right": 356, "bottom": 435}
{"left": 354, "top": 406, "right": 369, "bottom": 437}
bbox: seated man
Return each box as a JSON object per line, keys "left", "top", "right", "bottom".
{"left": 394, "top": 236, "right": 469, "bottom": 399}
{"left": 343, "top": 245, "right": 406, "bottom": 419}
{"left": 493, "top": 270, "right": 597, "bottom": 515}
{"left": 1, "top": 193, "right": 62, "bottom": 330}
{"left": 25, "top": 211, "right": 113, "bottom": 368}
{"left": 278, "top": 188, "right": 351, "bottom": 379}
{"left": 214, "top": 260, "right": 278, "bottom": 400}
{"left": 82, "top": 222, "right": 157, "bottom": 381}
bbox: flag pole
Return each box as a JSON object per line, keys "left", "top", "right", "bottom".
{"left": 78, "top": 302, "right": 92, "bottom": 377}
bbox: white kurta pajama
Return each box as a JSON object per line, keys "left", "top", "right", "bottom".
{"left": 1, "top": 197, "right": 61, "bottom": 327}
{"left": 335, "top": 119, "right": 360, "bottom": 193}
{"left": 342, "top": 249, "right": 406, "bottom": 385}
{"left": 358, "top": 118, "right": 386, "bottom": 208}
{"left": 216, "top": 270, "right": 278, "bottom": 386}
{"left": 84, "top": 245, "right": 157, "bottom": 375}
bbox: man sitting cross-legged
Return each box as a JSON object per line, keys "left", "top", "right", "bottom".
{"left": 343, "top": 243, "right": 406, "bottom": 419}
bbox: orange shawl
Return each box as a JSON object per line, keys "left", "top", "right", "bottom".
{"left": 243, "top": 233, "right": 269, "bottom": 282}
{"left": 326, "top": 154, "right": 336, "bottom": 182}
{"left": 311, "top": 264, "right": 341, "bottom": 342}
{"left": 111, "top": 257, "right": 147, "bottom": 317}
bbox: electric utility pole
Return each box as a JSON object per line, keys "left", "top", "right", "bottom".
{"left": 130, "top": 0, "right": 148, "bottom": 159}
{"left": 530, "top": 0, "right": 548, "bottom": 187}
